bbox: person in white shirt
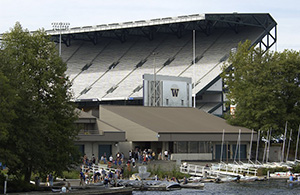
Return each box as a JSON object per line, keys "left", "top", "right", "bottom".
{"left": 164, "top": 150, "right": 168, "bottom": 160}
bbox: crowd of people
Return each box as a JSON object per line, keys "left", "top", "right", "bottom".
{"left": 80, "top": 148, "right": 172, "bottom": 186}
{"left": 80, "top": 167, "right": 124, "bottom": 187}
{"left": 82, "top": 149, "right": 172, "bottom": 169}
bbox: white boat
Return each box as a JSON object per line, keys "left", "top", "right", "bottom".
{"left": 215, "top": 176, "right": 238, "bottom": 183}
{"left": 180, "top": 182, "right": 204, "bottom": 189}
{"left": 239, "top": 176, "right": 258, "bottom": 182}
{"left": 270, "top": 172, "right": 292, "bottom": 178}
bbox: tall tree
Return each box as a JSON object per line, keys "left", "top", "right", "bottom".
{"left": 0, "top": 22, "right": 80, "bottom": 182}
{"left": 222, "top": 40, "right": 300, "bottom": 135}
{"left": 0, "top": 72, "right": 19, "bottom": 169}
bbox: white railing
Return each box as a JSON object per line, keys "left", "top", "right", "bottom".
{"left": 81, "top": 163, "right": 116, "bottom": 174}
{"left": 180, "top": 162, "right": 257, "bottom": 177}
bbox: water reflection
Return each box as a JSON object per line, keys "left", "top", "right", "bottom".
{"left": 133, "top": 179, "right": 300, "bottom": 195}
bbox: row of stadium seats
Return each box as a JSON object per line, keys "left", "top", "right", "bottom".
{"left": 61, "top": 26, "right": 264, "bottom": 101}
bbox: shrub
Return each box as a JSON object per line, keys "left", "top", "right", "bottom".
{"left": 63, "top": 170, "right": 80, "bottom": 179}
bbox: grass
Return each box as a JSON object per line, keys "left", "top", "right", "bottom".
{"left": 257, "top": 166, "right": 290, "bottom": 176}
{"left": 147, "top": 164, "right": 189, "bottom": 180}
{"left": 62, "top": 170, "right": 80, "bottom": 179}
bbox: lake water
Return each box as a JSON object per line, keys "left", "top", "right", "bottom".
{"left": 133, "top": 179, "right": 300, "bottom": 195}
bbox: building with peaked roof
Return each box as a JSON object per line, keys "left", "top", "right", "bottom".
{"left": 96, "top": 105, "right": 256, "bottom": 161}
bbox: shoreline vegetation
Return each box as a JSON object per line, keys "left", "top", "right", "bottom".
{"left": 2, "top": 160, "right": 300, "bottom": 193}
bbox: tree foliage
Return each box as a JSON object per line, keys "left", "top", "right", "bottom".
{"left": 222, "top": 40, "right": 300, "bottom": 135}
{"left": 0, "top": 22, "right": 80, "bottom": 182}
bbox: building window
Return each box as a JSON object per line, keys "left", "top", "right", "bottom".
{"left": 174, "top": 141, "right": 212, "bottom": 153}
{"left": 189, "top": 142, "right": 198, "bottom": 153}
{"left": 181, "top": 100, "right": 184, "bottom": 106}
{"left": 177, "top": 141, "right": 188, "bottom": 153}
{"left": 166, "top": 99, "right": 169, "bottom": 105}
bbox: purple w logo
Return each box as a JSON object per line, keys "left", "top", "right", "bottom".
{"left": 171, "top": 88, "right": 179, "bottom": 97}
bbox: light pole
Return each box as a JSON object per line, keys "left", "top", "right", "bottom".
{"left": 193, "top": 30, "right": 196, "bottom": 108}
{"left": 51, "top": 22, "right": 70, "bottom": 56}
{"left": 152, "top": 52, "right": 158, "bottom": 106}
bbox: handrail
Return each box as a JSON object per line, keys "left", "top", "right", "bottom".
{"left": 81, "top": 164, "right": 116, "bottom": 175}
{"left": 180, "top": 163, "right": 257, "bottom": 177}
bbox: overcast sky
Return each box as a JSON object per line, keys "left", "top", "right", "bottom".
{"left": 1, "top": 0, "right": 299, "bottom": 51}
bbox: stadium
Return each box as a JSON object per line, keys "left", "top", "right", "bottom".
{"left": 47, "top": 13, "right": 277, "bottom": 161}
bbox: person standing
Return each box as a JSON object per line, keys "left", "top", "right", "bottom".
{"left": 152, "top": 151, "right": 156, "bottom": 161}
{"left": 109, "top": 155, "right": 113, "bottom": 163}
{"left": 164, "top": 150, "right": 168, "bottom": 160}
{"left": 131, "top": 157, "right": 136, "bottom": 168}
{"left": 48, "top": 174, "right": 53, "bottom": 187}
{"left": 79, "top": 171, "right": 84, "bottom": 186}
{"left": 129, "top": 150, "right": 132, "bottom": 160}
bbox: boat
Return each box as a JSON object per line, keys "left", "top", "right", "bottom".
{"left": 286, "top": 175, "right": 300, "bottom": 184}
{"left": 239, "top": 176, "right": 258, "bottom": 182}
{"left": 287, "top": 180, "right": 300, "bottom": 184}
{"left": 180, "top": 182, "right": 204, "bottom": 189}
{"left": 215, "top": 176, "right": 238, "bottom": 183}
{"left": 270, "top": 172, "right": 292, "bottom": 178}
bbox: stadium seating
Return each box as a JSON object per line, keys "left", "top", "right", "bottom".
{"left": 61, "top": 26, "right": 264, "bottom": 101}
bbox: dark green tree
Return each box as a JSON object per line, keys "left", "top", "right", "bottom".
{"left": 222, "top": 40, "right": 300, "bottom": 135}
{"left": 0, "top": 72, "right": 19, "bottom": 169}
{"left": 0, "top": 22, "right": 80, "bottom": 183}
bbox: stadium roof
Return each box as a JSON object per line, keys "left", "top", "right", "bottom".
{"left": 46, "top": 13, "right": 277, "bottom": 50}
{"left": 0, "top": 13, "right": 277, "bottom": 54}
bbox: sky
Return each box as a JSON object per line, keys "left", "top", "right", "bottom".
{"left": 1, "top": 0, "right": 299, "bottom": 51}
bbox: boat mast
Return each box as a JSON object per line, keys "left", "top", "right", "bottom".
{"left": 281, "top": 122, "right": 288, "bottom": 163}
{"left": 286, "top": 129, "right": 292, "bottom": 162}
{"left": 295, "top": 125, "right": 300, "bottom": 161}
{"left": 239, "top": 129, "right": 241, "bottom": 163}
{"left": 255, "top": 130, "right": 261, "bottom": 165}
{"left": 248, "top": 129, "right": 254, "bottom": 164}
{"left": 266, "top": 128, "right": 272, "bottom": 163}
{"left": 220, "top": 129, "right": 225, "bottom": 163}
{"left": 234, "top": 129, "right": 241, "bottom": 164}
{"left": 262, "top": 130, "right": 269, "bottom": 163}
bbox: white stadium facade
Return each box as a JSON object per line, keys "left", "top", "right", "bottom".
{"left": 47, "top": 13, "right": 277, "bottom": 161}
